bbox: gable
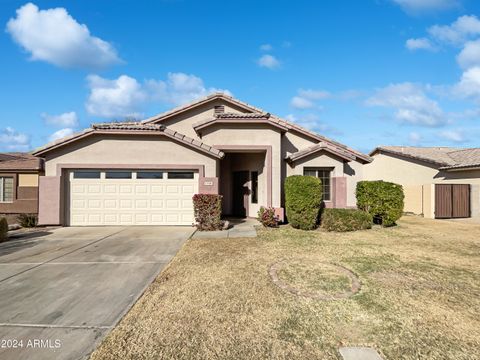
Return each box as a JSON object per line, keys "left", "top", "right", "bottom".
{"left": 148, "top": 98, "right": 253, "bottom": 139}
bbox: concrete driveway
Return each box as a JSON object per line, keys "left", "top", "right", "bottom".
{"left": 0, "top": 226, "right": 195, "bottom": 360}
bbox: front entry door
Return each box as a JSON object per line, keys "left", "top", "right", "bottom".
{"left": 232, "top": 171, "right": 249, "bottom": 217}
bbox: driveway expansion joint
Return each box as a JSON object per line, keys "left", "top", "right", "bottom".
{"left": 0, "top": 323, "right": 112, "bottom": 330}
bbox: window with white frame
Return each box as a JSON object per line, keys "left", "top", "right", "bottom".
{"left": 0, "top": 177, "right": 14, "bottom": 203}
{"left": 304, "top": 168, "right": 332, "bottom": 201}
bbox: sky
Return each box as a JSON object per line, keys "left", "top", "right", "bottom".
{"left": 1, "top": 0, "right": 480, "bottom": 154}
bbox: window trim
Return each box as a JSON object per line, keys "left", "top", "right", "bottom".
{"left": 0, "top": 175, "right": 15, "bottom": 203}
{"left": 303, "top": 167, "right": 333, "bottom": 201}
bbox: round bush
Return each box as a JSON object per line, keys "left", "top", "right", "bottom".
{"left": 356, "top": 181, "right": 404, "bottom": 227}
{"left": 285, "top": 175, "right": 322, "bottom": 230}
{"left": 0, "top": 217, "right": 8, "bottom": 243}
{"left": 321, "top": 208, "right": 373, "bottom": 232}
{"left": 258, "top": 206, "right": 279, "bottom": 228}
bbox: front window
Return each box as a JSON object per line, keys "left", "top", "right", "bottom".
{"left": 0, "top": 177, "right": 14, "bottom": 203}
{"left": 304, "top": 168, "right": 332, "bottom": 201}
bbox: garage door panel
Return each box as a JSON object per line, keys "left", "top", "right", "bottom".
{"left": 69, "top": 170, "right": 197, "bottom": 226}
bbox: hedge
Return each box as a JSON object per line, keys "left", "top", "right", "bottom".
{"left": 321, "top": 208, "right": 373, "bottom": 232}
{"left": 356, "top": 180, "right": 404, "bottom": 227}
{"left": 192, "top": 194, "right": 223, "bottom": 231}
{"left": 0, "top": 217, "right": 8, "bottom": 243}
{"left": 285, "top": 175, "right": 323, "bottom": 230}
{"left": 257, "top": 206, "right": 279, "bottom": 228}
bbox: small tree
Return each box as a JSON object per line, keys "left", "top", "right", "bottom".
{"left": 285, "top": 175, "right": 323, "bottom": 230}
{"left": 356, "top": 181, "right": 404, "bottom": 227}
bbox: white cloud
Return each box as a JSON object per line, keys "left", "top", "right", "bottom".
{"left": 406, "top": 37, "right": 436, "bottom": 51}
{"left": 298, "top": 89, "right": 330, "bottom": 100}
{"left": 438, "top": 129, "right": 466, "bottom": 142}
{"left": 456, "top": 39, "right": 480, "bottom": 69}
{"left": 48, "top": 128, "right": 75, "bottom": 142}
{"left": 428, "top": 15, "right": 480, "bottom": 45}
{"left": 290, "top": 88, "right": 330, "bottom": 109}
{"left": 290, "top": 96, "right": 315, "bottom": 109}
{"left": 257, "top": 54, "right": 280, "bottom": 69}
{"left": 285, "top": 113, "right": 340, "bottom": 134}
{"left": 86, "top": 75, "right": 147, "bottom": 118}
{"left": 454, "top": 66, "right": 480, "bottom": 99}
{"left": 366, "top": 83, "right": 446, "bottom": 127}
{"left": 260, "top": 44, "right": 273, "bottom": 51}
{"left": 6, "top": 2, "right": 121, "bottom": 69}
{"left": 0, "top": 127, "right": 30, "bottom": 151}
{"left": 408, "top": 131, "right": 422, "bottom": 144}
{"left": 86, "top": 72, "right": 230, "bottom": 118}
{"left": 41, "top": 111, "right": 78, "bottom": 127}
{"left": 392, "top": 0, "right": 460, "bottom": 14}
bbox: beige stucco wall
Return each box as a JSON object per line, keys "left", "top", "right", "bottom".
{"left": 282, "top": 131, "right": 317, "bottom": 155}
{"left": 159, "top": 99, "right": 248, "bottom": 140}
{"left": 202, "top": 124, "right": 282, "bottom": 208}
{"left": 44, "top": 134, "right": 218, "bottom": 177}
{"left": 365, "top": 153, "right": 480, "bottom": 218}
{"left": 286, "top": 151, "right": 363, "bottom": 207}
{"left": 18, "top": 174, "right": 39, "bottom": 187}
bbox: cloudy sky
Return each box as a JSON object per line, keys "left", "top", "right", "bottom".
{"left": 1, "top": 0, "right": 480, "bottom": 153}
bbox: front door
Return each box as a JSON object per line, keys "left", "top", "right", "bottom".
{"left": 232, "top": 171, "right": 249, "bottom": 217}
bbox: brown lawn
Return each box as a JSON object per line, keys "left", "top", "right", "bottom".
{"left": 91, "top": 216, "right": 480, "bottom": 360}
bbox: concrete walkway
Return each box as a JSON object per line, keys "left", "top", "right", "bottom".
{"left": 192, "top": 218, "right": 258, "bottom": 239}
{"left": 339, "top": 347, "right": 384, "bottom": 360}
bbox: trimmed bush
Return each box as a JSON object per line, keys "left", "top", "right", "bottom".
{"left": 258, "top": 206, "right": 279, "bottom": 228}
{"left": 356, "top": 180, "right": 404, "bottom": 227}
{"left": 192, "top": 194, "right": 224, "bottom": 231}
{"left": 285, "top": 175, "right": 323, "bottom": 230}
{"left": 0, "top": 217, "right": 8, "bottom": 243}
{"left": 321, "top": 208, "right": 372, "bottom": 232}
{"left": 17, "top": 213, "right": 38, "bottom": 228}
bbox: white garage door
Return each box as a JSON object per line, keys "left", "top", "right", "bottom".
{"left": 68, "top": 170, "right": 198, "bottom": 226}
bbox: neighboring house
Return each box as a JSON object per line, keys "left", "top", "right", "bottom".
{"left": 0, "top": 153, "right": 44, "bottom": 224}
{"left": 365, "top": 146, "right": 480, "bottom": 219}
{"left": 32, "top": 93, "right": 371, "bottom": 226}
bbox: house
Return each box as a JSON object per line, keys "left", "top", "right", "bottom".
{"left": 0, "top": 153, "right": 44, "bottom": 224}
{"left": 32, "top": 93, "right": 371, "bottom": 226}
{"left": 365, "top": 146, "right": 480, "bottom": 219}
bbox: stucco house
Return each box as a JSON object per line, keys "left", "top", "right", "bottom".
{"left": 365, "top": 146, "right": 480, "bottom": 220}
{"left": 33, "top": 93, "right": 371, "bottom": 226}
{"left": 0, "top": 153, "right": 44, "bottom": 224}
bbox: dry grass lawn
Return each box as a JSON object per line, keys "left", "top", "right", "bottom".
{"left": 91, "top": 216, "right": 480, "bottom": 360}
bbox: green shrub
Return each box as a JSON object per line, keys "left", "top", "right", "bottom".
{"left": 356, "top": 180, "right": 404, "bottom": 227}
{"left": 0, "top": 217, "right": 8, "bottom": 243}
{"left": 192, "top": 194, "right": 224, "bottom": 231}
{"left": 258, "top": 206, "right": 279, "bottom": 228}
{"left": 17, "top": 213, "right": 38, "bottom": 228}
{"left": 321, "top": 208, "right": 373, "bottom": 232}
{"left": 285, "top": 175, "right": 323, "bottom": 230}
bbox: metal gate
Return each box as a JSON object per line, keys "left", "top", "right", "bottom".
{"left": 435, "top": 184, "right": 470, "bottom": 219}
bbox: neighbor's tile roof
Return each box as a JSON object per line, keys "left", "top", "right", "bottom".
{"left": 0, "top": 152, "right": 43, "bottom": 171}
{"left": 371, "top": 146, "right": 480, "bottom": 170}
{"left": 33, "top": 122, "right": 224, "bottom": 159}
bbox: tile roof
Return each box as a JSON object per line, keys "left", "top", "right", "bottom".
{"left": 33, "top": 122, "right": 224, "bottom": 159}
{"left": 0, "top": 153, "right": 43, "bottom": 171}
{"left": 193, "top": 112, "right": 289, "bottom": 132}
{"left": 214, "top": 112, "right": 271, "bottom": 119}
{"left": 286, "top": 143, "right": 357, "bottom": 163}
{"left": 141, "top": 93, "right": 371, "bottom": 163}
{"left": 371, "top": 146, "right": 480, "bottom": 170}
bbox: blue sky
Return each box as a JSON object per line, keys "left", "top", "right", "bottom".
{"left": 1, "top": 0, "right": 480, "bottom": 153}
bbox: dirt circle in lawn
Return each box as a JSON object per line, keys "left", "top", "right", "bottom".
{"left": 269, "top": 260, "right": 360, "bottom": 300}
